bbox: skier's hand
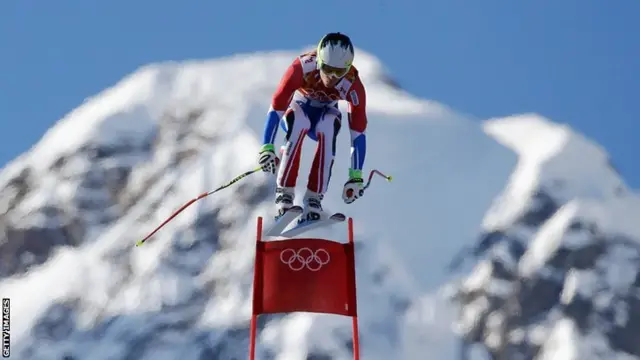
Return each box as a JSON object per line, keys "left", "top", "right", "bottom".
{"left": 342, "top": 169, "right": 364, "bottom": 204}
{"left": 258, "top": 144, "right": 280, "bottom": 174}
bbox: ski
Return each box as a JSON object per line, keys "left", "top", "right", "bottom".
{"left": 263, "top": 206, "right": 304, "bottom": 237}
{"left": 278, "top": 212, "right": 346, "bottom": 238}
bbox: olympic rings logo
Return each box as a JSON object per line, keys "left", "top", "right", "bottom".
{"left": 280, "top": 247, "right": 330, "bottom": 271}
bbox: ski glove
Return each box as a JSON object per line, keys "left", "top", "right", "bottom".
{"left": 342, "top": 169, "right": 364, "bottom": 204}
{"left": 258, "top": 144, "right": 280, "bottom": 174}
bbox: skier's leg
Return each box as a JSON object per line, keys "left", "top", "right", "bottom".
{"left": 274, "top": 101, "right": 311, "bottom": 216}
{"left": 303, "top": 105, "right": 342, "bottom": 221}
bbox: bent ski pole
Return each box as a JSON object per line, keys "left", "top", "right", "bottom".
{"left": 135, "top": 166, "right": 263, "bottom": 247}
{"left": 364, "top": 169, "right": 392, "bottom": 190}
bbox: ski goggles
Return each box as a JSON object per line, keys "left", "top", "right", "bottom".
{"left": 319, "top": 62, "right": 349, "bottom": 78}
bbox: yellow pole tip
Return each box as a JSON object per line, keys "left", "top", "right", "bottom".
{"left": 387, "top": 175, "right": 393, "bottom": 181}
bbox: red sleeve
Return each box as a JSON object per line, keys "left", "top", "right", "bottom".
{"left": 272, "top": 58, "right": 304, "bottom": 111}
{"left": 347, "top": 76, "right": 367, "bottom": 133}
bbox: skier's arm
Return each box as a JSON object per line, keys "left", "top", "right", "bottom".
{"left": 262, "top": 58, "right": 304, "bottom": 145}
{"left": 347, "top": 77, "right": 367, "bottom": 178}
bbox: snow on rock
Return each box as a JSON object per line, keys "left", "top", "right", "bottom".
{"left": 450, "top": 113, "right": 640, "bottom": 359}
{"left": 2, "top": 45, "right": 640, "bottom": 360}
{"left": 482, "top": 113, "right": 627, "bottom": 231}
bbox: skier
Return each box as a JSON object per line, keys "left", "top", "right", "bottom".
{"left": 257, "top": 32, "right": 368, "bottom": 223}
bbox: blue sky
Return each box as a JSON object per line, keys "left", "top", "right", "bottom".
{"left": 2, "top": 0, "right": 639, "bottom": 188}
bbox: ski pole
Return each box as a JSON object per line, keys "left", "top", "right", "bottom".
{"left": 135, "top": 166, "right": 263, "bottom": 247}
{"left": 345, "top": 169, "right": 392, "bottom": 199}
{"left": 364, "top": 169, "right": 392, "bottom": 190}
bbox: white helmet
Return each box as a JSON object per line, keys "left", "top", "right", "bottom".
{"left": 316, "top": 32, "right": 354, "bottom": 77}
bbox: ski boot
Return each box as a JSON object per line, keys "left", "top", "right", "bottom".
{"left": 262, "top": 186, "right": 304, "bottom": 237}
{"left": 299, "top": 190, "right": 324, "bottom": 224}
{"left": 274, "top": 186, "right": 295, "bottom": 221}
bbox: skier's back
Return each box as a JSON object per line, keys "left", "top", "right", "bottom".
{"left": 258, "top": 32, "right": 368, "bottom": 223}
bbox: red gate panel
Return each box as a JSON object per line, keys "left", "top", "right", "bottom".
{"left": 249, "top": 217, "right": 360, "bottom": 360}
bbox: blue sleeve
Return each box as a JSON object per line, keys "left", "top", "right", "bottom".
{"left": 350, "top": 131, "right": 366, "bottom": 171}
{"left": 262, "top": 107, "right": 283, "bottom": 145}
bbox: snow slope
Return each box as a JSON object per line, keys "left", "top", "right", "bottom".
{"left": 1, "top": 46, "right": 639, "bottom": 360}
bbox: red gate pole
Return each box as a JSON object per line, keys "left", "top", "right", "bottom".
{"left": 348, "top": 217, "right": 361, "bottom": 360}
{"left": 248, "top": 216, "right": 263, "bottom": 360}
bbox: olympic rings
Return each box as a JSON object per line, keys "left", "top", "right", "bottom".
{"left": 279, "top": 247, "right": 330, "bottom": 271}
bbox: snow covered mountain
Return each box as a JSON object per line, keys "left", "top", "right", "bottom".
{"left": 451, "top": 115, "right": 640, "bottom": 360}
{"left": 1, "top": 47, "right": 639, "bottom": 360}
